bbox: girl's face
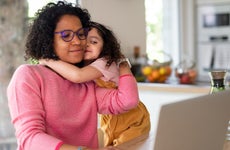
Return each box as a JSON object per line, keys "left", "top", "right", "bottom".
{"left": 53, "top": 15, "right": 86, "bottom": 64}
{"left": 84, "top": 28, "right": 103, "bottom": 60}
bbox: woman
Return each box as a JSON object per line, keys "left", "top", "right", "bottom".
{"left": 7, "top": 1, "right": 139, "bottom": 150}
{"left": 40, "top": 21, "right": 151, "bottom": 146}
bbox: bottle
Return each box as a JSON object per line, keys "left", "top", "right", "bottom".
{"left": 209, "top": 70, "right": 227, "bottom": 94}
{"left": 130, "top": 46, "right": 145, "bottom": 82}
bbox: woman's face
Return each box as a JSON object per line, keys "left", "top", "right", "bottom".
{"left": 84, "top": 28, "right": 103, "bottom": 60}
{"left": 53, "top": 15, "right": 86, "bottom": 64}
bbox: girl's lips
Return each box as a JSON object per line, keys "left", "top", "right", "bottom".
{"left": 85, "top": 49, "right": 92, "bottom": 53}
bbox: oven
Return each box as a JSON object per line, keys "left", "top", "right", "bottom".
{"left": 196, "top": 3, "right": 230, "bottom": 81}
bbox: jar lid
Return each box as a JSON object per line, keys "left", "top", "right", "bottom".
{"left": 209, "top": 70, "right": 227, "bottom": 79}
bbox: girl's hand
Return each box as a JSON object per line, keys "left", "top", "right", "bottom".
{"left": 39, "top": 59, "right": 48, "bottom": 65}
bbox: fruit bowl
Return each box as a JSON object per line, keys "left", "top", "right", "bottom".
{"left": 141, "top": 53, "right": 172, "bottom": 83}
{"left": 175, "top": 60, "right": 197, "bottom": 84}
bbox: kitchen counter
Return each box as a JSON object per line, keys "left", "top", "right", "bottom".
{"left": 137, "top": 82, "right": 210, "bottom": 93}
{"left": 137, "top": 82, "right": 210, "bottom": 134}
{"left": 114, "top": 83, "right": 211, "bottom": 150}
{"left": 117, "top": 83, "right": 230, "bottom": 150}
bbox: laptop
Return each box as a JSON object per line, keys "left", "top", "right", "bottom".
{"left": 116, "top": 89, "right": 230, "bottom": 150}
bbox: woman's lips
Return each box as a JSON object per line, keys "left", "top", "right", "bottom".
{"left": 69, "top": 49, "right": 84, "bottom": 53}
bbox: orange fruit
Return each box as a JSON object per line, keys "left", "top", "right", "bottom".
{"left": 147, "top": 74, "right": 155, "bottom": 82}
{"left": 188, "top": 69, "right": 197, "bottom": 79}
{"left": 165, "top": 66, "right": 172, "bottom": 76}
{"left": 157, "top": 75, "right": 167, "bottom": 83}
{"left": 151, "top": 69, "right": 160, "bottom": 81}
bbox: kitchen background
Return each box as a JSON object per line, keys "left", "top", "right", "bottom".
{"left": 0, "top": 0, "right": 230, "bottom": 149}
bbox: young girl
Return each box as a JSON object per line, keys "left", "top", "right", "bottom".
{"left": 40, "top": 21, "right": 150, "bottom": 146}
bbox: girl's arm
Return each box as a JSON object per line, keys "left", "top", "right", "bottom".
{"left": 39, "top": 59, "right": 103, "bottom": 83}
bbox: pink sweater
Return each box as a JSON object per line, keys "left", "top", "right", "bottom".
{"left": 7, "top": 64, "right": 139, "bottom": 150}
{"left": 89, "top": 58, "right": 119, "bottom": 84}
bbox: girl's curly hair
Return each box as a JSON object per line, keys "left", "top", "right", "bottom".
{"left": 89, "top": 22, "right": 124, "bottom": 67}
{"left": 25, "top": 1, "right": 91, "bottom": 61}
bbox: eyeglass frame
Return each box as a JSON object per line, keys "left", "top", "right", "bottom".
{"left": 54, "top": 27, "right": 89, "bottom": 42}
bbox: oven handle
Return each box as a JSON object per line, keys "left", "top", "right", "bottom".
{"left": 210, "top": 35, "right": 228, "bottom": 41}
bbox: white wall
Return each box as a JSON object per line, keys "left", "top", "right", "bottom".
{"left": 178, "top": 0, "right": 196, "bottom": 61}
{"left": 81, "top": 0, "right": 230, "bottom": 65}
{"left": 81, "top": 0, "right": 146, "bottom": 58}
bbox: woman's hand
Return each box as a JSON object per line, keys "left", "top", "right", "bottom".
{"left": 91, "top": 146, "right": 121, "bottom": 150}
{"left": 118, "top": 58, "right": 133, "bottom": 76}
{"left": 74, "top": 146, "right": 121, "bottom": 150}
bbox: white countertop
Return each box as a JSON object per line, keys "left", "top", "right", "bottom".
{"left": 137, "top": 82, "right": 210, "bottom": 133}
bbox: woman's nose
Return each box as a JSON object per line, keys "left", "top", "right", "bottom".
{"left": 71, "top": 35, "right": 81, "bottom": 45}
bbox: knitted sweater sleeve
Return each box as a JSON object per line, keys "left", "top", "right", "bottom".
{"left": 7, "top": 65, "right": 63, "bottom": 150}
{"left": 96, "top": 74, "right": 139, "bottom": 114}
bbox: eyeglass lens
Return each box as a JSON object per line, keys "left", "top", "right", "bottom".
{"left": 56, "top": 28, "right": 88, "bottom": 42}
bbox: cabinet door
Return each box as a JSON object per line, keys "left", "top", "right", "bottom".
{"left": 197, "top": 44, "right": 213, "bottom": 81}
{"left": 213, "top": 44, "right": 230, "bottom": 70}
{"left": 197, "top": 43, "right": 230, "bottom": 81}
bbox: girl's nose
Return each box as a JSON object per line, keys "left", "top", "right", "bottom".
{"left": 86, "top": 41, "right": 90, "bottom": 47}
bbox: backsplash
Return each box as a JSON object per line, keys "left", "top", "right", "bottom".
{"left": 0, "top": 0, "right": 28, "bottom": 148}
{"left": 0, "top": 0, "right": 28, "bottom": 84}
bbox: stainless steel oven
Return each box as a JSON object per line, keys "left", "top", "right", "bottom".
{"left": 196, "top": 3, "right": 230, "bottom": 81}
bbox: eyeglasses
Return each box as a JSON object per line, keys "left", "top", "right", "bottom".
{"left": 55, "top": 28, "right": 88, "bottom": 42}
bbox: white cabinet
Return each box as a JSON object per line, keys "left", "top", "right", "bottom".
{"left": 197, "top": 43, "right": 230, "bottom": 81}
{"left": 0, "top": 138, "right": 17, "bottom": 150}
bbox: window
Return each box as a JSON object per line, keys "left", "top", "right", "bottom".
{"left": 27, "top": 0, "right": 78, "bottom": 18}
{"left": 26, "top": 0, "right": 78, "bottom": 64}
{"left": 145, "top": 0, "right": 163, "bottom": 62}
{"left": 145, "top": 0, "right": 179, "bottom": 66}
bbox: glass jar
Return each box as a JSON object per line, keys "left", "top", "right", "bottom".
{"left": 209, "top": 70, "right": 230, "bottom": 141}
{"left": 175, "top": 59, "right": 197, "bottom": 84}
{"left": 209, "top": 70, "right": 227, "bottom": 94}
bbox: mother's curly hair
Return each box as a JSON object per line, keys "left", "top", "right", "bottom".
{"left": 25, "top": 1, "right": 91, "bottom": 61}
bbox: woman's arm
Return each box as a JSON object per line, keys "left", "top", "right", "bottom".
{"left": 59, "top": 144, "right": 119, "bottom": 150}
{"left": 59, "top": 144, "right": 86, "bottom": 150}
{"left": 118, "top": 59, "right": 133, "bottom": 76}
{"left": 7, "top": 65, "right": 119, "bottom": 150}
{"left": 7, "top": 65, "right": 63, "bottom": 150}
{"left": 96, "top": 59, "right": 139, "bottom": 114}
{"left": 39, "top": 59, "right": 102, "bottom": 83}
